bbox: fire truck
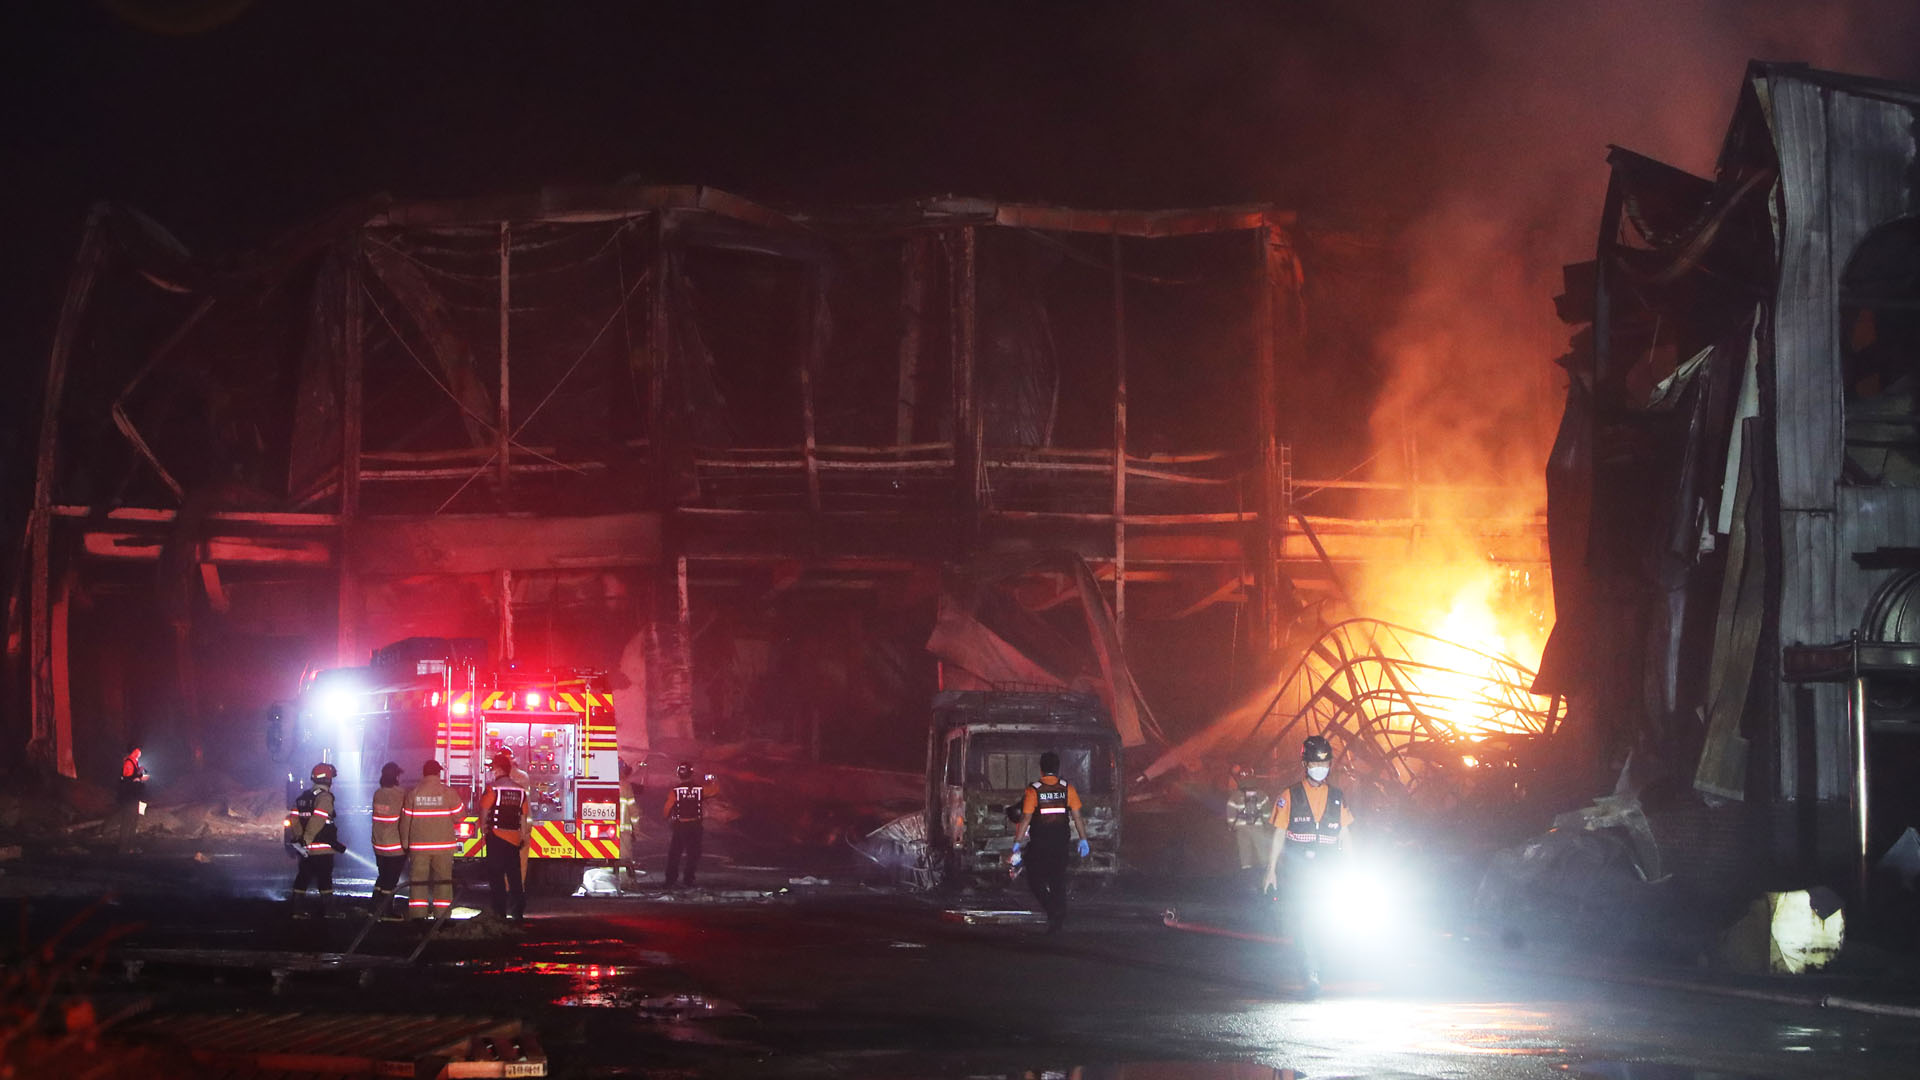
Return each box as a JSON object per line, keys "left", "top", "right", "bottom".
{"left": 272, "top": 637, "right": 625, "bottom": 883}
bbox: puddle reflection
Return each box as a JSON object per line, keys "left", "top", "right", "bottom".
{"left": 998, "top": 1060, "right": 1297, "bottom": 1068}
{"left": 1300, "top": 999, "right": 1560, "bottom": 1057}
{"left": 1572, "top": 1063, "right": 1777, "bottom": 1080}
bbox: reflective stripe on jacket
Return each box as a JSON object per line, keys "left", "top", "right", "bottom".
{"left": 400, "top": 777, "right": 463, "bottom": 851}
{"left": 1228, "top": 786, "right": 1273, "bottom": 827}
{"left": 1028, "top": 778, "right": 1074, "bottom": 839}
{"left": 299, "top": 786, "right": 335, "bottom": 845}
{"left": 483, "top": 779, "right": 527, "bottom": 843}
{"left": 666, "top": 784, "right": 705, "bottom": 823}
{"left": 371, "top": 785, "right": 405, "bottom": 853}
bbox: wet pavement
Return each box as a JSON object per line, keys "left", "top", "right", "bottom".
{"left": 4, "top": 841, "right": 1918, "bottom": 1077}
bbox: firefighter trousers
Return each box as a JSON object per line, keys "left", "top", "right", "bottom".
{"left": 485, "top": 835, "right": 525, "bottom": 918}
{"left": 666, "top": 820, "right": 703, "bottom": 885}
{"left": 289, "top": 853, "right": 335, "bottom": 917}
{"left": 408, "top": 850, "right": 454, "bottom": 919}
{"left": 372, "top": 854, "right": 406, "bottom": 914}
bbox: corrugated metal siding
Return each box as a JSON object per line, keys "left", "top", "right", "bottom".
{"left": 1767, "top": 74, "right": 1839, "bottom": 515}
{"left": 1766, "top": 70, "right": 1920, "bottom": 803}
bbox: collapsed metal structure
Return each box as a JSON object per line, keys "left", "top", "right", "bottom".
{"left": 1234, "top": 618, "right": 1563, "bottom": 810}
{"left": 10, "top": 185, "right": 1545, "bottom": 786}
{"left": 1539, "top": 63, "right": 1920, "bottom": 887}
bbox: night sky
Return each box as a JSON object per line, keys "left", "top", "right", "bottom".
{"left": 8, "top": 1, "right": 1920, "bottom": 510}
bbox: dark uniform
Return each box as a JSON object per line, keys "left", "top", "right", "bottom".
{"left": 114, "top": 749, "right": 148, "bottom": 853}
{"left": 478, "top": 766, "right": 528, "bottom": 920}
{"left": 663, "top": 767, "right": 708, "bottom": 887}
{"left": 1018, "top": 771, "right": 1085, "bottom": 933}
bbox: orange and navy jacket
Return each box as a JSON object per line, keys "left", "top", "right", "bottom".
{"left": 1269, "top": 781, "right": 1353, "bottom": 846}
{"left": 370, "top": 784, "right": 405, "bottom": 855}
{"left": 399, "top": 776, "right": 463, "bottom": 852}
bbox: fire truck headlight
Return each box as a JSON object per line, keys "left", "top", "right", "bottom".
{"left": 319, "top": 688, "right": 360, "bottom": 724}
{"left": 451, "top": 699, "right": 470, "bottom": 716}
{"left": 522, "top": 691, "right": 543, "bottom": 709}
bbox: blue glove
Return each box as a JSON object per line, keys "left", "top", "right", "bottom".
{"left": 1077, "top": 838, "right": 1091, "bottom": 858}
{"left": 1009, "top": 843, "right": 1023, "bottom": 867}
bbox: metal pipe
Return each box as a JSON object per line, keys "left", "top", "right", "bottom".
{"left": 497, "top": 222, "right": 512, "bottom": 494}
{"left": 1851, "top": 630, "right": 1870, "bottom": 907}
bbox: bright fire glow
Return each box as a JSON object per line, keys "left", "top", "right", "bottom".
{"left": 1374, "top": 563, "right": 1553, "bottom": 743}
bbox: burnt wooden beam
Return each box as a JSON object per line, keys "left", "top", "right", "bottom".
{"left": 338, "top": 243, "right": 365, "bottom": 665}
{"left": 496, "top": 222, "right": 513, "bottom": 496}
{"left": 1111, "top": 231, "right": 1129, "bottom": 639}
{"left": 30, "top": 206, "right": 108, "bottom": 776}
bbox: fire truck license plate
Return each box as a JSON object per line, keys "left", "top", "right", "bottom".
{"left": 580, "top": 803, "right": 617, "bottom": 821}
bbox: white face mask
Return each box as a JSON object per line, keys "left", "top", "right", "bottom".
{"left": 1306, "top": 764, "right": 1330, "bottom": 783}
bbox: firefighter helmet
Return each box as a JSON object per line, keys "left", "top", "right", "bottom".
{"left": 676, "top": 762, "right": 694, "bottom": 781}
{"left": 310, "top": 761, "right": 338, "bottom": 782}
{"left": 1301, "top": 735, "right": 1333, "bottom": 763}
{"left": 490, "top": 746, "right": 515, "bottom": 771}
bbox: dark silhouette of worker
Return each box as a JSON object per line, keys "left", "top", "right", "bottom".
{"left": 662, "top": 763, "right": 711, "bottom": 887}
{"left": 476, "top": 748, "right": 528, "bottom": 921}
{"left": 1010, "top": 751, "right": 1091, "bottom": 933}
{"left": 112, "top": 746, "right": 148, "bottom": 853}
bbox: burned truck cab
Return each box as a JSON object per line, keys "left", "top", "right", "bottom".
{"left": 925, "top": 689, "right": 1123, "bottom": 884}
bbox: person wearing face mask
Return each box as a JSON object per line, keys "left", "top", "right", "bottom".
{"left": 1260, "top": 734, "right": 1354, "bottom": 996}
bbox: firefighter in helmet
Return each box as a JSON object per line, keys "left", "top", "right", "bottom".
{"left": 400, "top": 760, "right": 462, "bottom": 920}
{"left": 662, "top": 762, "right": 712, "bottom": 887}
{"left": 1226, "top": 763, "right": 1275, "bottom": 894}
{"left": 1260, "top": 734, "right": 1355, "bottom": 995}
{"left": 287, "top": 761, "right": 344, "bottom": 918}
{"left": 369, "top": 761, "right": 407, "bottom": 919}
{"left": 476, "top": 747, "right": 528, "bottom": 921}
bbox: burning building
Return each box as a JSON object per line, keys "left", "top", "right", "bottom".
{"left": 10, "top": 180, "right": 1555, "bottom": 835}
{"left": 1540, "top": 62, "right": 1920, "bottom": 893}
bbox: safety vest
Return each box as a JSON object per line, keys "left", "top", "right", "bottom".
{"left": 1029, "top": 777, "right": 1072, "bottom": 839}
{"left": 370, "top": 785, "right": 405, "bottom": 854}
{"left": 401, "top": 777, "right": 461, "bottom": 851}
{"left": 1283, "top": 781, "right": 1345, "bottom": 848}
{"left": 489, "top": 781, "right": 527, "bottom": 833}
{"left": 670, "top": 784, "right": 705, "bottom": 823}
{"left": 1233, "top": 786, "right": 1272, "bottom": 826}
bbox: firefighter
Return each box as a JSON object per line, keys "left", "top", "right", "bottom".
{"left": 401, "top": 759, "right": 463, "bottom": 921}
{"left": 1260, "top": 734, "right": 1356, "bottom": 995}
{"left": 112, "top": 746, "right": 148, "bottom": 854}
{"left": 1010, "top": 751, "right": 1091, "bottom": 934}
{"left": 1226, "top": 763, "right": 1275, "bottom": 894}
{"left": 369, "top": 761, "right": 407, "bottom": 920}
{"left": 662, "top": 762, "right": 710, "bottom": 887}
{"left": 476, "top": 748, "right": 528, "bottom": 921}
{"left": 287, "top": 762, "right": 343, "bottom": 919}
